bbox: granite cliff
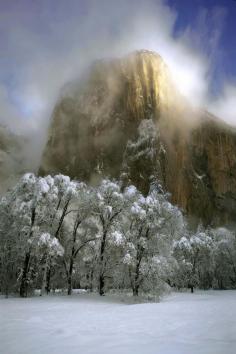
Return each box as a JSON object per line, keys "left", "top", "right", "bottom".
{"left": 40, "top": 50, "right": 236, "bottom": 225}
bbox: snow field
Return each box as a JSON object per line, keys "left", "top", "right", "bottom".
{"left": 1, "top": 290, "right": 236, "bottom": 354}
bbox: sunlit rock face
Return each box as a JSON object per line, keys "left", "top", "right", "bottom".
{"left": 0, "top": 125, "right": 27, "bottom": 193}
{"left": 40, "top": 50, "right": 236, "bottom": 225}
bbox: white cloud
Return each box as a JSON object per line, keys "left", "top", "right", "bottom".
{"left": 0, "top": 0, "right": 235, "bottom": 153}
{"left": 209, "top": 84, "right": 236, "bottom": 126}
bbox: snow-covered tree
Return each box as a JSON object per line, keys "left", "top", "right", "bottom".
{"left": 91, "top": 180, "right": 126, "bottom": 295}
{"left": 120, "top": 185, "right": 184, "bottom": 296}
{"left": 0, "top": 173, "right": 75, "bottom": 297}
{"left": 173, "top": 227, "right": 213, "bottom": 292}
{"left": 38, "top": 233, "right": 64, "bottom": 295}
{"left": 211, "top": 228, "right": 236, "bottom": 289}
{"left": 61, "top": 182, "right": 99, "bottom": 295}
{"left": 0, "top": 193, "right": 23, "bottom": 296}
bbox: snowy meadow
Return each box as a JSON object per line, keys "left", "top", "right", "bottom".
{"left": 1, "top": 290, "right": 236, "bottom": 354}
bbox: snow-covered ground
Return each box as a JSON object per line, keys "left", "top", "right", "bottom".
{"left": 1, "top": 291, "right": 236, "bottom": 354}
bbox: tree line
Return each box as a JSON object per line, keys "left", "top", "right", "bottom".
{"left": 0, "top": 173, "right": 236, "bottom": 298}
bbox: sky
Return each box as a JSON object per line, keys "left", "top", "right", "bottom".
{"left": 168, "top": 0, "right": 236, "bottom": 90}
{"left": 0, "top": 0, "right": 236, "bottom": 141}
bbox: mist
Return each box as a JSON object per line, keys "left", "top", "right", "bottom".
{"left": 0, "top": 0, "right": 235, "bottom": 168}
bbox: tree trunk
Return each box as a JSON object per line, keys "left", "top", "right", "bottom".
{"left": 41, "top": 255, "right": 49, "bottom": 296}
{"left": 133, "top": 283, "right": 139, "bottom": 296}
{"left": 54, "top": 198, "right": 71, "bottom": 239}
{"left": 89, "top": 268, "right": 94, "bottom": 292}
{"left": 67, "top": 214, "right": 82, "bottom": 295}
{"left": 5, "top": 283, "right": 9, "bottom": 298}
{"left": 133, "top": 248, "right": 142, "bottom": 297}
{"left": 99, "top": 274, "right": 105, "bottom": 296}
{"left": 133, "top": 273, "right": 140, "bottom": 296}
{"left": 98, "top": 231, "right": 107, "bottom": 296}
{"left": 20, "top": 252, "right": 31, "bottom": 297}
{"left": 20, "top": 207, "right": 36, "bottom": 298}
{"left": 46, "top": 260, "right": 51, "bottom": 295}
{"left": 67, "top": 257, "right": 74, "bottom": 295}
